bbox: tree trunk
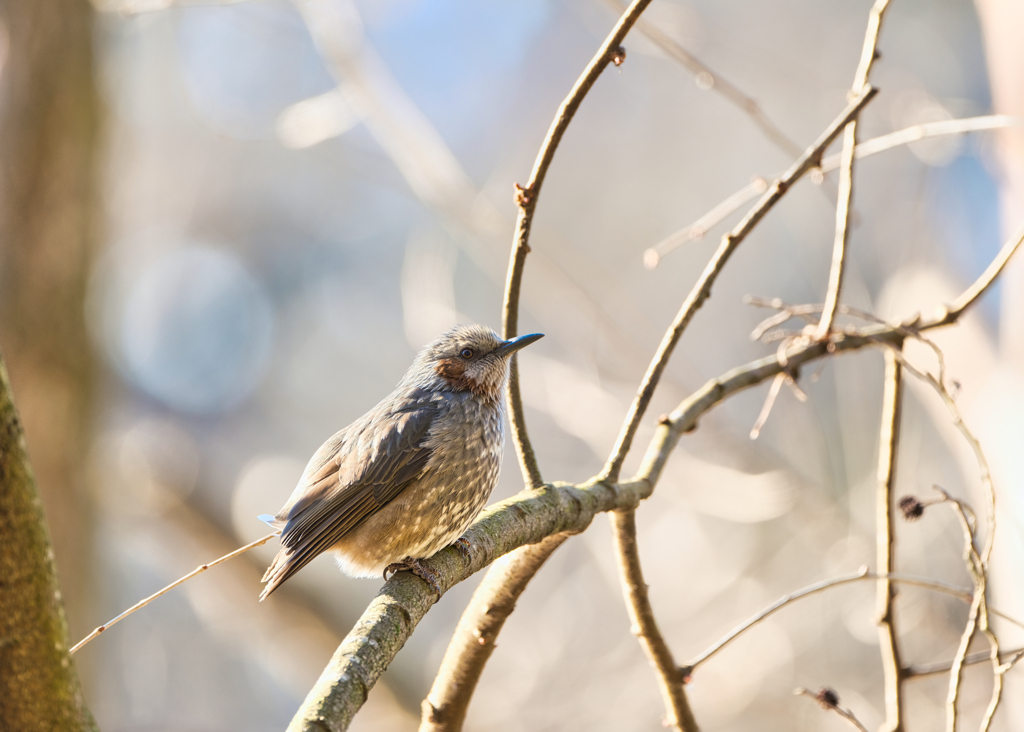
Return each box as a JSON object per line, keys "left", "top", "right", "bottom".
{"left": 0, "top": 354, "right": 97, "bottom": 730}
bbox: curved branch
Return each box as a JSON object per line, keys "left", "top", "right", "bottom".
{"left": 503, "top": 0, "right": 655, "bottom": 489}
{"left": 600, "top": 84, "right": 878, "bottom": 483}
{"left": 685, "top": 570, "right": 1016, "bottom": 674}
{"left": 610, "top": 510, "right": 697, "bottom": 731}
{"left": 420, "top": 534, "right": 570, "bottom": 732}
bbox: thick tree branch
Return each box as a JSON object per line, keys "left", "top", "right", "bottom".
{"left": 503, "top": 0, "right": 655, "bottom": 489}
{"left": 601, "top": 84, "right": 878, "bottom": 483}
{"left": 419, "top": 534, "right": 571, "bottom": 732}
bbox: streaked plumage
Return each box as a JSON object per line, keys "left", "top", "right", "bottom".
{"left": 259, "top": 324, "right": 542, "bottom": 600}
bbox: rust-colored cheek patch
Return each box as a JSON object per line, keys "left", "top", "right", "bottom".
{"left": 434, "top": 358, "right": 484, "bottom": 394}
{"left": 434, "top": 358, "right": 466, "bottom": 380}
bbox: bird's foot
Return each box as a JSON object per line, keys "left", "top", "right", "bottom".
{"left": 452, "top": 537, "right": 473, "bottom": 563}
{"left": 384, "top": 557, "right": 442, "bottom": 595}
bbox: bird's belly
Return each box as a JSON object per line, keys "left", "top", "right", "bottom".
{"left": 329, "top": 449, "right": 500, "bottom": 578}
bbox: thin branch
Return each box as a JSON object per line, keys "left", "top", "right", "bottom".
{"left": 645, "top": 179, "right": 769, "bottom": 268}
{"left": 876, "top": 349, "right": 905, "bottom": 732}
{"left": 816, "top": 119, "right": 859, "bottom": 337}
{"left": 502, "top": 0, "right": 654, "bottom": 489}
{"left": 941, "top": 219, "right": 1024, "bottom": 325}
{"left": 684, "top": 569, "right": 1017, "bottom": 673}
{"left": 69, "top": 532, "right": 277, "bottom": 654}
{"left": 288, "top": 222, "right": 1022, "bottom": 731}
{"left": 885, "top": 355, "right": 998, "bottom": 569}
{"left": 646, "top": 115, "right": 1024, "bottom": 267}
{"left": 605, "top": 0, "right": 803, "bottom": 159}
{"left": 746, "top": 297, "right": 892, "bottom": 339}
{"left": 610, "top": 510, "right": 697, "bottom": 731}
{"left": 905, "top": 647, "right": 1024, "bottom": 679}
{"left": 420, "top": 534, "right": 570, "bottom": 732}
{"left": 852, "top": 0, "right": 891, "bottom": 90}
{"left": 686, "top": 569, "right": 870, "bottom": 670}
{"left": 795, "top": 687, "right": 870, "bottom": 732}
{"left": 601, "top": 84, "right": 878, "bottom": 483}
{"left": 929, "top": 488, "right": 1003, "bottom": 732}
{"left": 816, "top": 0, "right": 889, "bottom": 338}
{"left": 749, "top": 372, "right": 786, "bottom": 439}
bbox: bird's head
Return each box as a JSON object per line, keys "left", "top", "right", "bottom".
{"left": 411, "top": 324, "right": 543, "bottom": 398}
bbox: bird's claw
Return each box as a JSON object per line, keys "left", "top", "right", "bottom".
{"left": 452, "top": 537, "right": 473, "bottom": 563}
{"left": 384, "top": 557, "right": 442, "bottom": 595}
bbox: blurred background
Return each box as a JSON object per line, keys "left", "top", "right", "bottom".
{"left": 1, "top": 0, "right": 1023, "bottom": 729}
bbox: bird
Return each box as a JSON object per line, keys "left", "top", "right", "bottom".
{"left": 258, "top": 324, "right": 543, "bottom": 600}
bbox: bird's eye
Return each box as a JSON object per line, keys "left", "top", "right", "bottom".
{"left": 460, "top": 348, "right": 474, "bottom": 359}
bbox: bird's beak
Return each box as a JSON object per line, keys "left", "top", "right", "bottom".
{"left": 495, "top": 332, "right": 544, "bottom": 357}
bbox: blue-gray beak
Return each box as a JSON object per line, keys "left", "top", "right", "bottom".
{"left": 495, "top": 332, "right": 543, "bottom": 357}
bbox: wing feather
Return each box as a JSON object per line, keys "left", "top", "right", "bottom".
{"left": 260, "top": 393, "right": 439, "bottom": 598}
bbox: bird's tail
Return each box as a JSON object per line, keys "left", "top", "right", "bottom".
{"left": 257, "top": 514, "right": 287, "bottom": 601}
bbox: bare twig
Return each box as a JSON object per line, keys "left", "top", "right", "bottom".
{"left": 646, "top": 115, "right": 1024, "bottom": 266}
{"left": 940, "top": 219, "right": 1024, "bottom": 326}
{"left": 929, "top": 488, "right": 1003, "bottom": 732}
{"left": 795, "top": 687, "right": 870, "bottom": 732}
{"left": 503, "top": 0, "right": 655, "bottom": 489}
{"left": 876, "top": 349, "right": 904, "bottom": 732}
{"left": 601, "top": 84, "right": 878, "bottom": 483}
{"left": 610, "top": 510, "right": 697, "bottom": 731}
{"left": 905, "top": 647, "right": 1024, "bottom": 679}
{"left": 420, "top": 534, "right": 571, "bottom": 732}
{"left": 684, "top": 569, "right": 1019, "bottom": 674}
{"left": 605, "top": 0, "right": 802, "bottom": 159}
{"left": 749, "top": 372, "right": 786, "bottom": 439}
{"left": 883, "top": 355, "right": 998, "bottom": 568}
{"left": 815, "top": 0, "right": 889, "bottom": 339}
{"left": 686, "top": 569, "right": 872, "bottom": 670}
{"left": 816, "top": 119, "right": 859, "bottom": 336}
{"left": 69, "top": 532, "right": 277, "bottom": 654}
{"left": 747, "top": 297, "right": 893, "bottom": 339}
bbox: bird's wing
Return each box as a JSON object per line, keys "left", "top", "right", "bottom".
{"left": 260, "top": 397, "right": 438, "bottom": 598}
